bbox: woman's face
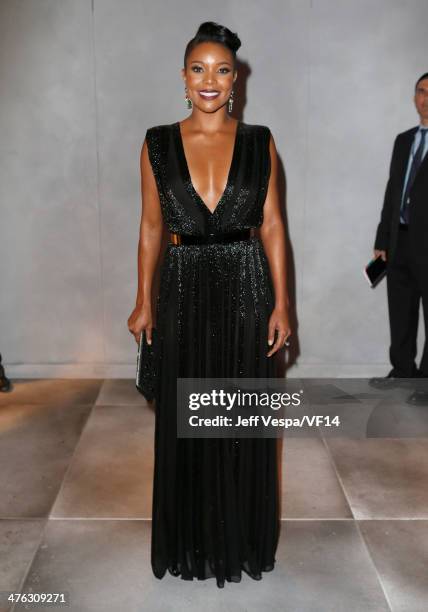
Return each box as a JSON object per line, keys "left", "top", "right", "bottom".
{"left": 182, "top": 42, "right": 237, "bottom": 113}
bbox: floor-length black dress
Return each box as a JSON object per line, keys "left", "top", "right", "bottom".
{"left": 144, "top": 120, "right": 280, "bottom": 588}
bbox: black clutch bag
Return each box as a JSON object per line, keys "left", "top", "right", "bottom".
{"left": 136, "top": 327, "right": 159, "bottom": 402}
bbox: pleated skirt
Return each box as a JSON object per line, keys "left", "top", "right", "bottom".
{"left": 151, "top": 237, "right": 280, "bottom": 588}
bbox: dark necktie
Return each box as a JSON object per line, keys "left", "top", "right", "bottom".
{"left": 401, "top": 128, "right": 428, "bottom": 224}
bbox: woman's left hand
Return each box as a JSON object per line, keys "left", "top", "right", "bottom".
{"left": 267, "top": 306, "right": 291, "bottom": 357}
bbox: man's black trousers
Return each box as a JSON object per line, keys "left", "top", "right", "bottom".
{"left": 387, "top": 226, "right": 428, "bottom": 377}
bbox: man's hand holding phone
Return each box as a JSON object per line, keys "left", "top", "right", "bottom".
{"left": 374, "top": 249, "right": 387, "bottom": 262}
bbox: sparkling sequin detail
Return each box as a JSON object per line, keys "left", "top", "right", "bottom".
{"left": 143, "top": 121, "right": 279, "bottom": 588}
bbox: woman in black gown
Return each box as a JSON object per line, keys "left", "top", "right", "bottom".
{"left": 128, "top": 21, "right": 290, "bottom": 588}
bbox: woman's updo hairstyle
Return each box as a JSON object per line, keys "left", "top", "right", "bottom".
{"left": 184, "top": 21, "right": 241, "bottom": 70}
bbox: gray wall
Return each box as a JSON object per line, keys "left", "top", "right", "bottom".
{"left": 1, "top": 0, "right": 427, "bottom": 378}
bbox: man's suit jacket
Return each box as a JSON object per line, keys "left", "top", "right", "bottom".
{"left": 375, "top": 127, "right": 428, "bottom": 261}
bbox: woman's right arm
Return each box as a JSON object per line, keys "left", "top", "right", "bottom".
{"left": 127, "top": 136, "right": 163, "bottom": 345}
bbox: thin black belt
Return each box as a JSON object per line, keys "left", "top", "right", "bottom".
{"left": 169, "top": 229, "right": 252, "bottom": 245}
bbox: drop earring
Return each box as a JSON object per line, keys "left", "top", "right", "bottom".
{"left": 185, "top": 87, "right": 192, "bottom": 110}
{"left": 228, "top": 89, "right": 234, "bottom": 113}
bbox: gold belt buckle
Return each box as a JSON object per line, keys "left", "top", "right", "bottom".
{"left": 170, "top": 232, "right": 182, "bottom": 245}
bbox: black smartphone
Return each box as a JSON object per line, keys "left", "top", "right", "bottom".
{"left": 364, "top": 255, "right": 387, "bottom": 288}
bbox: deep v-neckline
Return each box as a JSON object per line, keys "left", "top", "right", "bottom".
{"left": 174, "top": 120, "right": 242, "bottom": 217}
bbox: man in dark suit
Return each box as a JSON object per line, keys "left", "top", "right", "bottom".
{"left": 370, "top": 72, "right": 428, "bottom": 404}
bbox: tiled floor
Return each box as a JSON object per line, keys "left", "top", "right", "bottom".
{"left": 0, "top": 378, "right": 427, "bottom": 611}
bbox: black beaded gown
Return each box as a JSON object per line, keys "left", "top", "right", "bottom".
{"left": 144, "top": 120, "right": 280, "bottom": 588}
